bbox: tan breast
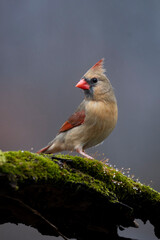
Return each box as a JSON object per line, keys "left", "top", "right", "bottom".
{"left": 83, "top": 100, "right": 118, "bottom": 148}
{"left": 85, "top": 100, "right": 118, "bottom": 128}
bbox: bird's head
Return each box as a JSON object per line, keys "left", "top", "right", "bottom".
{"left": 76, "top": 59, "right": 116, "bottom": 103}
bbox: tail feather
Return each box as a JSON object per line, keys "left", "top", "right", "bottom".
{"left": 37, "top": 145, "right": 51, "bottom": 154}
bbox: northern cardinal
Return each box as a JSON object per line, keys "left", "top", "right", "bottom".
{"left": 37, "top": 59, "right": 118, "bottom": 159}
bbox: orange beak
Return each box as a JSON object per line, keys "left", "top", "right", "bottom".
{"left": 75, "top": 79, "right": 90, "bottom": 90}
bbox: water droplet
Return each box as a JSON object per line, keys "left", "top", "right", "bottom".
{"left": 133, "top": 187, "right": 138, "bottom": 190}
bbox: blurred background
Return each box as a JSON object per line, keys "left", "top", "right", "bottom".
{"left": 0, "top": 0, "right": 160, "bottom": 239}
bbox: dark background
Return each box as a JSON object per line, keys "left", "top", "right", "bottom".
{"left": 0, "top": 1, "right": 160, "bottom": 239}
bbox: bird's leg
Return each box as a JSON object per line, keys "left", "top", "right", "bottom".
{"left": 76, "top": 148, "right": 94, "bottom": 159}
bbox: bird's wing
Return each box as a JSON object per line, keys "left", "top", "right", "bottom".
{"left": 59, "top": 101, "right": 86, "bottom": 133}
{"left": 59, "top": 110, "right": 85, "bottom": 133}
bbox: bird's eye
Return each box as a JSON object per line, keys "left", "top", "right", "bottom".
{"left": 91, "top": 78, "right": 98, "bottom": 83}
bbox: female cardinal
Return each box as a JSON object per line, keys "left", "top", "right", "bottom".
{"left": 37, "top": 59, "right": 118, "bottom": 159}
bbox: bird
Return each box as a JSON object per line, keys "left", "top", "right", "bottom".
{"left": 37, "top": 59, "right": 118, "bottom": 159}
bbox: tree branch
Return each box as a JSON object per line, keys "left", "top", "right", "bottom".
{"left": 0, "top": 150, "right": 160, "bottom": 239}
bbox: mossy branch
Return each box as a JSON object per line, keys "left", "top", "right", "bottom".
{"left": 0, "top": 150, "right": 160, "bottom": 240}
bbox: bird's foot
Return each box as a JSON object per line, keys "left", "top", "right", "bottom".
{"left": 76, "top": 149, "right": 94, "bottom": 159}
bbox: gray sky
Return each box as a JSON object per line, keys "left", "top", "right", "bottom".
{"left": 0, "top": 1, "right": 160, "bottom": 239}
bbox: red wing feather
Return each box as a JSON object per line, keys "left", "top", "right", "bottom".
{"left": 59, "top": 110, "right": 85, "bottom": 133}
{"left": 37, "top": 145, "right": 50, "bottom": 154}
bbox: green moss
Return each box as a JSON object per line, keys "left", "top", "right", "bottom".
{"left": 1, "top": 150, "right": 160, "bottom": 238}
{"left": 0, "top": 151, "right": 117, "bottom": 202}
{"left": 0, "top": 150, "right": 6, "bottom": 165}
{"left": 0, "top": 150, "right": 160, "bottom": 208}
{"left": 1, "top": 151, "right": 61, "bottom": 181}
{"left": 55, "top": 153, "right": 160, "bottom": 204}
